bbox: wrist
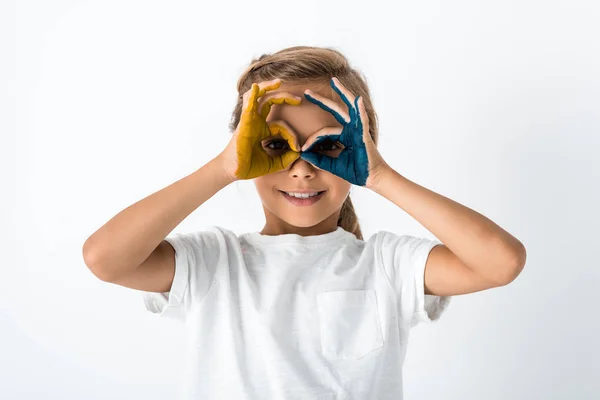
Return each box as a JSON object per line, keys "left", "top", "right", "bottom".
{"left": 367, "top": 163, "right": 393, "bottom": 192}
{"left": 211, "top": 154, "right": 238, "bottom": 186}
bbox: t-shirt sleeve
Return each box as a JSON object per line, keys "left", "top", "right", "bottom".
{"left": 378, "top": 231, "right": 452, "bottom": 328}
{"left": 142, "top": 228, "right": 222, "bottom": 324}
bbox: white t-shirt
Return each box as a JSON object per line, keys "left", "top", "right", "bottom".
{"left": 143, "top": 226, "right": 451, "bottom": 400}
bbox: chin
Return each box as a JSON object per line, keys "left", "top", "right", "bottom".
{"left": 280, "top": 216, "right": 325, "bottom": 228}
{"left": 271, "top": 204, "right": 324, "bottom": 223}
{"left": 265, "top": 202, "right": 332, "bottom": 228}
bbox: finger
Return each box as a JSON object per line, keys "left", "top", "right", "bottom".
{"left": 280, "top": 150, "right": 301, "bottom": 170}
{"left": 330, "top": 77, "right": 356, "bottom": 114}
{"left": 267, "top": 120, "right": 301, "bottom": 152}
{"left": 244, "top": 83, "right": 260, "bottom": 113}
{"left": 304, "top": 90, "right": 350, "bottom": 126}
{"left": 258, "top": 92, "right": 302, "bottom": 119}
{"left": 300, "top": 151, "right": 336, "bottom": 172}
{"left": 257, "top": 78, "right": 283, "bottom": 97}
{"left": 242, "top": 79, "right": 281, "bottom": 113}
{"left": 356, "top": 96, "right": 370, "bottom": 138}
{"left": 301, "top": 127, "right": 343, "bottom": 152}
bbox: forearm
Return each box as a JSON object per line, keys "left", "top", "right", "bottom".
{"left": 82, "top": 156, "right": 235, "bottom": 277}
{"left": 372, "top": 166, "right": 526, "bottom": 284}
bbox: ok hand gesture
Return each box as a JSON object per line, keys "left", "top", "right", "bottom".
{"left": 300, "top": 77, "right": 387, "bottom": 189}
{"left": 220, "top": 79, "right": 303, "bottom": 180}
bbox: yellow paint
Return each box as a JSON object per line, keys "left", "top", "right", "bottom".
{"left": 235, "top": 82, "right": 302, "bottom": 179}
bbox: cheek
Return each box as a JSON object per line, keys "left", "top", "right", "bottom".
{"left": 328, "top": 174, "right": 351, "bottom": 192}
{"left": 321, "top": 177, "right": 351, "bottom": 202}
{"left": 253, "top": 174, "right": 283, "bottom": 196}
{"left": 252, "top": 176, "right": 268, "bottom": 196}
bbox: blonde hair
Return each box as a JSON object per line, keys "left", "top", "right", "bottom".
{"left": 229, "top": 46, "right": 379, "bottom": 241}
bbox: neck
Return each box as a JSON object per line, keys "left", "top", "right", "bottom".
{"left": 260, "top": 210, "right": 341, "bottom": 237}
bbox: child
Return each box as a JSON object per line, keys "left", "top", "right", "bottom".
{"left": 83, "top": 46, "right": 527, "bottom": 399}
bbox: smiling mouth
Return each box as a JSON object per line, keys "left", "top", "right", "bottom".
{"left": 278, "top": 190, "right": 326, "bottom": 197}
{"left": 278, "top": 190, "right": 327, "bottom": 206}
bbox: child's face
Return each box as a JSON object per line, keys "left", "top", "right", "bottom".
{"left": 253, "top": 81, "right": 352, "bottom": 231}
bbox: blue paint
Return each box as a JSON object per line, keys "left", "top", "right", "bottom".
{"left": 300, "top": 78, "right": 370, "bottom": 186}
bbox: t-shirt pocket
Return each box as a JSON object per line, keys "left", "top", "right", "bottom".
{"left": 316, "top": 289, "right": 384, "bottom": 360}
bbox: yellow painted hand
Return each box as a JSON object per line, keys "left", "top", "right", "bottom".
{"left": 222, "top": 79, "right": 303, "bottom": 180}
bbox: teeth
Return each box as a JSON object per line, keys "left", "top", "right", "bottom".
{"left": 285, "top": 191, "right": 320, "bottom": 198}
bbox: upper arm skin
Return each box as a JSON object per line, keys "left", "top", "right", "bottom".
{"left": 424, "top": 245, "right": 505, "bottom": 296}
{"left": 100, "top": 240, "right": 177, "bottom": 293}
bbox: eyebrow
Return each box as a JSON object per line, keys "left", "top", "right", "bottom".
{"left": 269, "top": 126, "right": 342, "bottom": 149}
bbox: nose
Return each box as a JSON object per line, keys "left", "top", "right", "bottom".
{"left": 288, "top": 157, "right": 316, "bottom": 178}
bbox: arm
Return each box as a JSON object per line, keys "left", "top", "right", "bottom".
{"left": 371, "top": 167, "right": 527, "bottom": 296}
{"left": 82, "top": 156, "right": 234, "bottom": 287}
{"left": 283, "top": 77, "right": 525, "bottom": 296}
{"left": 302, "top": 77, "right": 526, "bottom": 295}
{"left": 83, "top": 79, "right": 300, "bottom": 292}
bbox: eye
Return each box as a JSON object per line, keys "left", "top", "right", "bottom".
{"left": 264, "top": 139, "right": 290, "bottom": 150}
{"left": 315, "top": 139, "right": 342, "bottom": 152}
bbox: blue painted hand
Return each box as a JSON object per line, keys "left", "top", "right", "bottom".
{"left": 300, "top": 77, "right": 386, "bottom": 188}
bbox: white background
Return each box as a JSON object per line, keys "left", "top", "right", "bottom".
{"left": 3, "top": 0, "right": 599, "bottom": 398}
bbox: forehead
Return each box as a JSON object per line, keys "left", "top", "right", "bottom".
{"left": 264, "top": 82, "right": 344, "bottom": 139}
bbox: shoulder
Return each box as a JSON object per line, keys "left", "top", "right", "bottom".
{"left": 370, "top": 230, "right": 440, "bottom": 250}
{"left": 167, "top": 225, "right": 238, "bottom": 239}
{"left": 165, "top": 225, "right": 239, "bottom": 252}
{"left": 371, "top": 230, "right": 442, "bottom": 279}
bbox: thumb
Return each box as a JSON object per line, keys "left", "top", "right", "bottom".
{"left": 267, "top": 120, "right": 301, "bottom": 152}
{"left": 300, "top": 151, "right": 324, "bottom": 168}
{"left": 301, "top": 126, "right": 343, "bottom": 152}
{"left": 300, "top": 151, "right": 336, "bottom": 174}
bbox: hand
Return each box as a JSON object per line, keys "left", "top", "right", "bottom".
{"left": 300, "top": 77, "right": 388, "bottom": 189}
{"left": 220, "top": 79, "right": 303, "bottom": 181}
